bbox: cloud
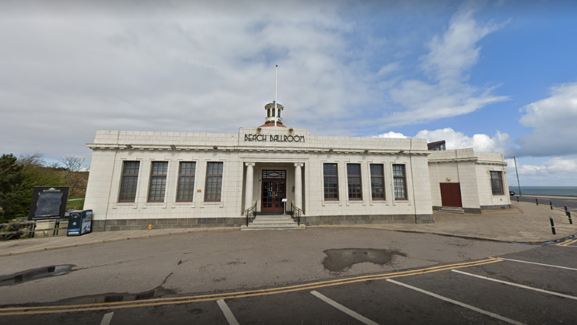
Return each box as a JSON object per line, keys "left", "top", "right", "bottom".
{"left": 506, "top": 156, "right": 577, "bottom": 186}
{"left": 377, "top": 62, "right": 400, "bottom": 77}
{"left": 0, "top": 1, "right": 385, "bottom": 160}
{"left": 375, "top": 131, "right": 407, "bottom": 139}
{"left": 382, "top": 4, "right": 508, "bottom": 126}
{"left": 378, "top": 127, "right": 510, "bottom": 154}
{"left": 515, "top": 82, "right": 577, "bottom": 157}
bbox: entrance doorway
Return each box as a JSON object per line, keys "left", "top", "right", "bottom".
{"left": 261, "top": 170, "right": 286, "bottom": 213}
{"left": 440, "top": 183, "right": 463, "bottom": 207}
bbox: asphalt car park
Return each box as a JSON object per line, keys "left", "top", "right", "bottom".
{"left": 1, "top": 244, "right": 577, "bottom": 325}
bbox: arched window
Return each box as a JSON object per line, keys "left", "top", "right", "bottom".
{"left": 267, "top": 109, "right": 270, "bottom": 117}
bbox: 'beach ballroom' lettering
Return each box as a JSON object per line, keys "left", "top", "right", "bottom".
{"left": 244, "top": 134, "right": 305, "bottom": 143}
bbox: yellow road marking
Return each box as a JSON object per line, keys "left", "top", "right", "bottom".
{"left": 2, "top": 258, "right": 498, "bottom": 311}
{"left": 557, "top": 238, "right": 577, "bottom": 246}
{"left": 0, "top": 258, "right": 500, "bottom": 316}
{"left": 0, "top": 258, "right": 497, "bottom": 311}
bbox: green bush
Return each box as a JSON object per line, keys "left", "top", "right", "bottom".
{"left": 0, "top": 153, "right": 85, "bottom": 223}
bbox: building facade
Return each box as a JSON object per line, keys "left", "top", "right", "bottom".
{"left": 84, "top": 102, "right": 509, "bottom": 231}
{"left": 428, "top": 149, "right": 511, "bottom": 213}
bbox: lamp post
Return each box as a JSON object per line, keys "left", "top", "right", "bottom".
{"left": 514, "top": 156, "right": 522, "bottom": 196}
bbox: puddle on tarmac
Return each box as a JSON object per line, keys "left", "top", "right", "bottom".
{"left": 55, "top": 286, "right": 176, "bottom": 305}
{"left": 322, "top": 248, "right": 407, "bottom": 272}
{"left": 0, "top": 265, "right": 75, "bottom": 286}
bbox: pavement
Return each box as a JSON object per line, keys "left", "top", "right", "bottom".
{"left": 1, "top": 201, "right": 575, "bottom": 257}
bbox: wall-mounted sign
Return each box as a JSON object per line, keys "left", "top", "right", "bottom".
{"left": 244, "top": 134, "right": 305, "bottom": 143}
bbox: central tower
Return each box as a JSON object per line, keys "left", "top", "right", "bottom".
{"left": 260, "top": 64, "right": 286, "bottom": 128}
{"left": 260, "top": 101, "right": 285, "bottom": 127}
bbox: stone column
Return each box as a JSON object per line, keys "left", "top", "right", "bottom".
{"left": 294, "top": 163, "right": 303, "bottom": 208}
{"left": 245, "top": 163, "right": 255, "bottom": 210}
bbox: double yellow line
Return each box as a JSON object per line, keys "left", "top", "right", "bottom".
{"left": 0, "top": 257, "right": 501, "bottom": 317}
{"left": 557, "top": 238, "right": 577, "bottom": 247}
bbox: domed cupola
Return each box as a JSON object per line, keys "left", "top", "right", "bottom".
{"left": 260, "top": 101, "right": 286, "bottom": 128}
{"left": 259, "top": 65, "right": 286, "bottom": 128}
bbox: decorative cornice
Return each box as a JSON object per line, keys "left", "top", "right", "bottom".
{"left": 87, "top": 143, "right": 431, "bottom": 156}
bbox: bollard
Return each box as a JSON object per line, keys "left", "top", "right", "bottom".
{"left": 568, "top": 211, "right": 573, "bottom": 225}
{"left": 565, "top": 206, "right": 569, "bottom": 213}
{"left": 550, "top": 201, "right": 553, "bottom": 210}
{"left": 550, "top": 217, "right": 556, "bottom": 235}
{"left": 517, "top": 196, "right": 519, "bottom": 202}
{"left": 536, "top": 198, "right": 539, "bottom": 206}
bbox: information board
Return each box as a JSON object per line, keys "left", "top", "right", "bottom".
{"left": 28, "top": 187, "right": 69, "bottom": 220}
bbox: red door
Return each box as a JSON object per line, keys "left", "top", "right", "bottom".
{"left": 261, "top": 170, "right": 286, "bottom": 212}
{"left": 440, "top": 183, "right": 462, "bottom": 207}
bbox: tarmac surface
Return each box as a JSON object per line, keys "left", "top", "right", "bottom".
{"left": 1, "top": 201, "right": 577, "bottom": 324}
{"left": 1, "top": 201, "right": 575, "bottom": 258}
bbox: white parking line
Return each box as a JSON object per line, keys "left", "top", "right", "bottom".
{"left": 310, "top": 290, "right": 379, "bottom": 325}
{"left": 497, "top": 257, "right": 577, "bottom": 271}
{"left": 100, "top": 312, "right": 114, "bottom": 325}
{"left": 452, "top": 270, "right": 577, "bottom": 301}
{"left": 387, "top": 279, "right": 525, "bottom": 325}
{"left": 217, "top": 299, "right": 240, "bottom": 325}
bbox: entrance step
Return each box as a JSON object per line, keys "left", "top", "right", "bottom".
{"left": 241, "top": 215, "right": 304, "bottom": 231}
{"left": 439, "top": 207, "right": 465, "bottom": 214}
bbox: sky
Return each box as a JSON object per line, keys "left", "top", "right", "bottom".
{"left": 1, "top": 0, "right": 576, "bottom": 186}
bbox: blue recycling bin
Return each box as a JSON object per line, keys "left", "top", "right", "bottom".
{"left": 67, "top": 210, "right": 93, "bottom": 236}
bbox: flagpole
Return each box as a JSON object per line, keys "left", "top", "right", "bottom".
{"left": 274, "top": 65, "right": 278, "bottom": 127}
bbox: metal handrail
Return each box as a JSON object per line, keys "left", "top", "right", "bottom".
{"left": 290, "top": 201, "right": 302, "bottom": 226}
{"left": 0, "top": 218, "right": 69, "bottom": 240}
{"left": 244, "top": 201, "right": 257, "bottom": 227}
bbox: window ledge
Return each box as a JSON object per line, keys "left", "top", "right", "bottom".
{"left": 200, "top": 202, "right": 224, "bottom": 208}
{"left": 369, "top": 200, "right": 388, "bottom": 204}
{"left": 172, "top": 203, "right": 195, "bottom": 209}
{"left": 113, "top": 203, "right": 137, "bottom": 209}
{"left": 143, "top": 203, "right": 167, "bottom": 209}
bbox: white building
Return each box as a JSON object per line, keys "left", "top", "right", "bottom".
{"left": 84, "top": 102, "right": 510, "bottom": 231}
{"left": 428, "top": 148, "right": 510, "bottom": 213}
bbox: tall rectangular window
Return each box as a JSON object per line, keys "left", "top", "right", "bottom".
{"left": 370, "top": 164, "right": 385, "bottom": 200}
{"left": 393, "top": 164, "right": 407, "bottom": 200}
{"left": 176, "top": 162, "right": 196, "bottom": 202}
{"left": 148, "top": 162, "right": 168, "bottom": 202}
{"left": 347, "top": 164, "right": 362, "bottom": 200}
{"left": 323, "top": 163, "right": 339, "bottom": 200}
{"left": 205, "top": 162, "right": 223, "bottom": 202}
{"left": 119, "top": 161, "right": 140, "bottom": 202}
{"left": 490, "top": 171, "right": 504, "bottom": 195}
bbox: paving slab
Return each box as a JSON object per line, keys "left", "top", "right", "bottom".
{"left": 327, "top": 202, "right": 576, "bottom": 244}
{"left": 1, "top": 202, "right": 575, "bottom": 257}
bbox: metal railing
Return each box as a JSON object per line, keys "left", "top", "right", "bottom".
{"left": 0, "top": 219, "right": 69, "bottom": 241}
{"left": 291, "top": 201, "right": 302, "bottom": 226}
{"left": 244, "top": 201, "right": 257, "bottom": 227}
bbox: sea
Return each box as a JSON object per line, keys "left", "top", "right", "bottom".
{"left": 509, "top": 186, "right": 577, "bottom": 196}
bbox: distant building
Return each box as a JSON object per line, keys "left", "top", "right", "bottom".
{"left": 427, "top": 140, "right": 446, "bottom": 151}
{"left": 84, "top": 101, "right": 510, "bottom": 231}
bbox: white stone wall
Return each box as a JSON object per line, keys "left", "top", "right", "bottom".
{"left": 475, "top": 164, "right": 511, "bottom": 207}
{"left": 302, "top": 152, "right": 432, "bottom": 217}
{"left": 85, "top": 149, "right": 244, "bottom": 221}
{"left": 428, "top": 149, "right": 509, "bottom": 210}
{"left": 85, "top": 127, "right": 433, "bottom": 221}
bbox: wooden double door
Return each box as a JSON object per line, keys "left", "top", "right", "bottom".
{"left": 440, "top": 183, "right": 463, "bottom": 207}
{"left": 261, "top": 170, "right": 286, "bottom": 212}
